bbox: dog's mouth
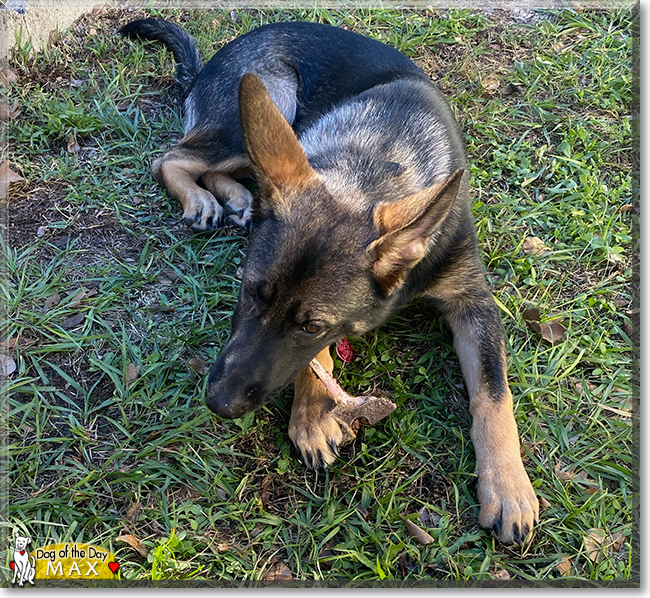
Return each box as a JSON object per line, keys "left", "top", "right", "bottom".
{"left": 205, "top": 380, "right": 287, "bottom": 419}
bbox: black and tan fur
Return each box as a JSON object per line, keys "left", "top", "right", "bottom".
{"left": 122, "top": 19, "right": 539, "bottom": 545}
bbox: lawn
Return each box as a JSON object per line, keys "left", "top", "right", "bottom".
{"left": 0, "top": 5, "right": 638, "bottom": 586}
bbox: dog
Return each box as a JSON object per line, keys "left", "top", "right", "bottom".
{"left": 11, "top": 532, "right": 36, "bottom": 586}
{"left": 121, "top": 18, "right": 539, "bottom": 545}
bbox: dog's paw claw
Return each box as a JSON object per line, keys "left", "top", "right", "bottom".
{"left": 477, "top": 464, "right": 539, "bottom": 545}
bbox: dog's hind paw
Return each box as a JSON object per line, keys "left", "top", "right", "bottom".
{"left": 476, "top": 461, "right": 539, "bottom": 545}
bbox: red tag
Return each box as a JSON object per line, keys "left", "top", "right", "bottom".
{"left": 20, "top": 551, "right": 25, "bottom": 555}
{"left": 336, "top": 338, "right": 355, "bottom": 362}
{"left": 9, "top": 562, "right": 14, "bottom": 571}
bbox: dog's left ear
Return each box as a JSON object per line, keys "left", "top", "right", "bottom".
{"left": 238, "top": 73, "right": 315, "bottom": 215}
{"left": 368, "top": 168, "right": 464, "bottom": 296}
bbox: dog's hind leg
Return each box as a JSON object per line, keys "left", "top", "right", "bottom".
{"left": 289, "top": 347, "right": 354, "bottom": 469}
{"left": 425, "top": 260, "right": 539, "bottom": 545}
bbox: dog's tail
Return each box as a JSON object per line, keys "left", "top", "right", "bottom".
{"left": 120, "top": 18, "right": 203, "bottom": 99}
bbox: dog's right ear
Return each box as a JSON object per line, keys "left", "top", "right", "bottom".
{"left": 368, "top": 169, "right": 463, "bottom": 296}
{"left": 238, "top": 73, "right": 316, "bottom": 216}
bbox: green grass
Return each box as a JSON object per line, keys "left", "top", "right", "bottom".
{"left": 1, "top": 6, "right": 638, "bottom": 586}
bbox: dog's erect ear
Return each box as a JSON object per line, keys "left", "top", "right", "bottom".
{"left": 239, "top": 73, "right": 315, "bottom": 213}
{"left": 368, "top": 169, "right": 464, "bottom": 296}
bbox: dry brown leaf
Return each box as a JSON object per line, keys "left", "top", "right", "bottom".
{"left": 61, "top": 313, "right": 85, "bottom": 329}
{"left": 68, "top": 288, "right": 87, "bottom": 307}
{"left": 522, "top": 236, "right": 547, "bottom": 255}
{"left": 67, "top": 132, "right": 80, "bottom": 154}
{"left": 584, "top": 528, "right": 607, "bottom": 563}
{"left": 523, "top": 308, "right": 565, "bottom": 344}
{"left": 216, "top": 543, "right": 229, "bottom": 553}
{"left": 188, "top": 358, "right": 209, "bottom": 376}
{"left": 1, "top": 336, "right": 35, "bottom": 349}
{"left": 482, "top": 76, "right": 500, "bottom": 93}
{"left": 125, "top": 501, "right": 142, "bottom": 524}
{"left": 356, "top": 502, "right": 370, "bottom": 521}
{"left": 116, "top": 533, "right": 149, "bottom": 558}
{"left": 0, "top": 100, "right": 20, "bottom": 121}
{"left": 262, "top": 561, "right": 292, "bottom": 581}
{"left": 0, "top": 68, "right": 19, "bottom": 87}
{"left": 0, "top": 354, "right": 17, "bottom": 377}
{"left": 148, "top": 303, "right": 175, "bottom": 313}
{"left": 0, "top": 160, "right": 24, "bottom": 200}
{"left": 610, "top": 530, "right": 627, "bottom": 552}
{"left": 491, "top": 568, "right": 510, "bottom": 580}
{"left": 402, "top": 516, "right": 434, "bottom": 545}
{"left": 556, "top": 555, "right": 572, "bottom": 577}
{"left": 126, "top": 363, "right": 140, "bottom": 385}
{"left": 44, "top": 292, "right": 61, "bottom": 311}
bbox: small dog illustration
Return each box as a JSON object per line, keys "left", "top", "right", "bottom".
{"left": 11, "top": 532, "right": 35, "bottom": 586}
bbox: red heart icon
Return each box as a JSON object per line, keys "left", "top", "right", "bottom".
{"left": 108, "top": 562, "right": 119, "bottom": 574}
{"left": 20, "top": 551, "right": 25, "bottom": 555}
{"left": 9, "top": 562, "right": 15, "bottom": 571}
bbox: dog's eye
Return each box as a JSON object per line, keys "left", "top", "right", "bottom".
{"left": 302, "top": 323, "right": 322, "bottom": 335}
{"left": 245, "top": 285, "right": 257, "bottom": 300}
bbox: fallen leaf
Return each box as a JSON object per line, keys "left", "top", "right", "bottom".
{"left": 0, "top": 160, "right": 24, "bottom": 200}
{"left": 44, "top": 292, "right": 61, "bottom": 311}
{"left": 481, "top": 76, "right": 500, "bottom": 92}
{"left": 0, "top": 100, "right": 20, "bottom": 121}
{"left": 188, "top": 358, "right": 209, "bottom": 376}
{"left": 125, "top": 501, "right": 142, "bottom": 524}
{"left": 54, "top": 235, "right": 70, "bottom": 248}
{"left": 610, "top": 530, "right": 627, "bottom": 552}
{"left": 1, "top": 336, "right": 35, "bottom": 349}
{"left": 491, "top": 568, "right": 510, "bottom": 580}
{"left": 116, "top": 533, "right": 149, "bottom": 558}
{"left": 0, "top": 354, "right": 17, "bottom": 377}
{"left": 618, "top": 204, "right": 634, "bottom": 213}
{"left": 522, "top": 236, "right": 547, "bottom": 256}
{"left": 216, "top": 543, "right": 229, "bottom": 553}
{"left": 148, "top": 303, "right": 175, "bottom": 313}
{"left": 402, "top": 516, "right": 434, "bottom": 545}
{"left": 68, "top": 288, "right": 87, "bottom": 307}
{"left": 61, "top": 313, "right": 85, "bottom": 329}
{"left": 539, "top": 496, "right": 551, "bottom": 508}
{"left": 259, "top": 475, "right": 272, "bottom": 509}
{"left": 584, "top": 528, "right": 606, "bottom": 563}
{"left": 67, "top": 132, "right": 80, "bottom": 154}
{"left": 262, "top": 561, "right": 292, "bottom": 581}
{"left": 356, "top": 502, "right": 370, "bottom": 521}
{"left": 556, "top": 555, "right": 572, "bottom": 576}
{"left": 522, "top": 308, "right": 565, "bottom": 344}
{"left": 126, "top": 363, "right": 140, "bottom": 385}
{"left": 0, "top": 68, "right": 19, "bottom": 87}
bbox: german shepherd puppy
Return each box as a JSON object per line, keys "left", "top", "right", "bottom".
{"left": 122, "top": 18, "right": 538, "bottom": 544}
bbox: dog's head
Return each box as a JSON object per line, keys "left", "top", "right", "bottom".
{"left": 14, "top": 534, "right": 31, "bottom": 551}
{"left": 206, "top": 73, "right": 462, "bottom": 418}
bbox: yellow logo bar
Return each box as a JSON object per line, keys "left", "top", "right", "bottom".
{"left": 29, "top": 543, "right": 118, "bottom": 580}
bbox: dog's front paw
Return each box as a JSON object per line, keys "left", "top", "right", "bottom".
{"left": 477, "top": 461, "right": 539, "bottom": 545}
{"left": 289, "top": 408, "right": 353, "bottom": 470}
{"left": 182, "top": 188, "right": 224, "bottom": 232}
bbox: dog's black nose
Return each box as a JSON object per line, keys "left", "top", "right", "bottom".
{"left": 205, "top": 390, "right": 249, "bottom": 419}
